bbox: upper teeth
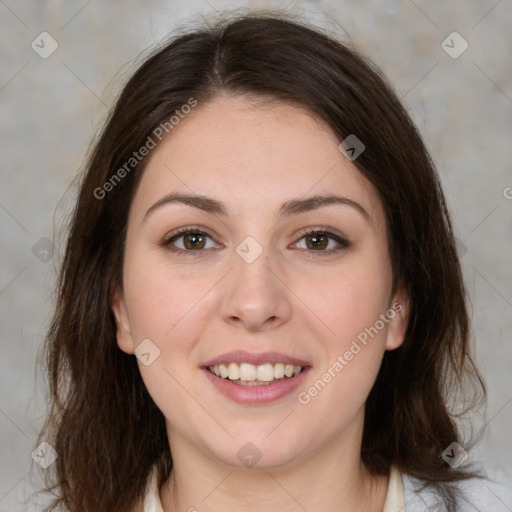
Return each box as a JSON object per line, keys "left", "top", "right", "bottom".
{"left": 208, "top": 362, "right": 302, "bottom": 382}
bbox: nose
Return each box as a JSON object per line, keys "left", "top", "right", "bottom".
{"left": 219, "top": 246, "right": 293, "bottom": 332}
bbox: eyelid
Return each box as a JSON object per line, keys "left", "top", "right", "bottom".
{"left": 293, "top": 225, "right": 349, "bottom": 244}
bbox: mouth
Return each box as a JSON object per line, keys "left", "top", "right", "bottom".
{"left": 206, "top": 362, "right": 306, "bottom": 386}
{"left": 201, "top": 352, "right": 311, "bottom": 404}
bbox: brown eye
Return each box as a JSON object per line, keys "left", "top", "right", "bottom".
{"left": 162, "top": 229, "right": 217, "bottom": 254}
{"left": 294, "top": 229, "right": 350, "bottom": 255}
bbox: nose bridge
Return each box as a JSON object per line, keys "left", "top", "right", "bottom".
{"left": 220, "top": 235, "right": 292, "bottom": 330}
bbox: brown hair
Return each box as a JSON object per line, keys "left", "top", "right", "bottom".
{"left": 34, "top": 10, "right": 486, "bottom": 511}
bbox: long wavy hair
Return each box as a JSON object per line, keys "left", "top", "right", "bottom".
{"left": 34, "top": 10, "right": 486, "bottom": 511}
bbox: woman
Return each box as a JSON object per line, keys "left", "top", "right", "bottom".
{"left": 35, "top": 11, "right": 511, "bottom": 512}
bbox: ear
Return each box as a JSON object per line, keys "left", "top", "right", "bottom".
{"left": 111, "top": 287, "right": 135, "bottom": 355}
{"left": 385, "top": 285, "right": 410, "bottom": 351}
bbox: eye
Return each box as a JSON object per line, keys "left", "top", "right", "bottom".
{"left": 161, "top": 226, "right": 350, "bottom": 256}
{"left": 292, "top": 227, "right": 350, "bottom": 255}
{"left": 161, "top": 227, "right": 219, "bottom": 254}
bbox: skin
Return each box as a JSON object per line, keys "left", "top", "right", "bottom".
{"left": 112, "top": 93, "right": 409, "bottom": 512}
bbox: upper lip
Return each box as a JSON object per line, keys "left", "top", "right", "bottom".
{"left": 202, "top": 351, "right": 312, "bottom": 368}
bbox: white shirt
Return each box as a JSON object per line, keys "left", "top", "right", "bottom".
{"left": 141, "top": 464, "right": 406, "bottom": 511}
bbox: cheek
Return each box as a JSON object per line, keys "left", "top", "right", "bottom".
{"left": 307, "top": 256, "right": 392, "bottom": 349}
{"left": 122, "top": 244, "right": 208, "bottom": 343}
{"left": 296, "top": 254, "right": 392, "bottom": 406}
{"left": 122, "top": 250, "right": 213, "bottom": 424}
{"left": 295, "top": 297, "right": 390, "bottom": 435}
{"left": 121, "top": 245, "right": 219, "bottom": 386}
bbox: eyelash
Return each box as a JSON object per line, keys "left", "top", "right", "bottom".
{"left": 161, "top": 225, "right": 350, "bottom": 257}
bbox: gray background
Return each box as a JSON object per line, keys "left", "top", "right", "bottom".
{"left": 1, "top": 0, "right": 511, "bottom": 510}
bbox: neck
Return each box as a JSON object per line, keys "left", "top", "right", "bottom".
{"left": 159, "top": 414, "right": 389, "bottom": 512}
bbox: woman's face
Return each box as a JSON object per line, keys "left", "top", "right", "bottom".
{"left": 113, "top": 94, "right": 408, "bottom": 470}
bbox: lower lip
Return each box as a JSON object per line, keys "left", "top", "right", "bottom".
{"left": 201, "top": 367, "right": 311, "bottom": 405}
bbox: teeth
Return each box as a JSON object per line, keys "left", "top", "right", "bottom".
{"left": 239, "top": 363, "right": 257, "bottom": 381}
{"left": 257, "top": 363, "right": 274, "bottom": 382}
{"left": 208, "top": 362, "right": 303, "bottom": 383}
{"left": 219, "top": 364, "right": 228, "bottom": 378}
{"left": 273, "top": 363, "right": 285, "bottom": 379}
{"left": 228, "top": 362, "right": 240, "bottom": 380}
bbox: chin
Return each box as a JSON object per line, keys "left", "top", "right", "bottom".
{"left": 208, "top": 433, "right": 305, "bottom": 471}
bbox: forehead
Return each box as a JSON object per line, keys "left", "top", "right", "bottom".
{"left": 130, "top": 94, "right": 385, "bottom": 228}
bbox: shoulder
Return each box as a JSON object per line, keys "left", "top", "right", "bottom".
{"left": 402, "top": 469, "right": 512, "bottom": 512}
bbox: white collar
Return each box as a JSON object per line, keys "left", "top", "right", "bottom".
{"left": 383, "top": 464, "right": 406, "bottom": 511}
{"left": 142, "top": 463, "right": 405, "bottom": 511}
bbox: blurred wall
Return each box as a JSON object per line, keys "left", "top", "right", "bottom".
{"left": 1, "top": 1, "right": 511, "bottom": 509}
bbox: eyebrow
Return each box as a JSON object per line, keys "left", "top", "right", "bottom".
{"left": 144, "top": 192, "right": 371, "bottom": 225}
